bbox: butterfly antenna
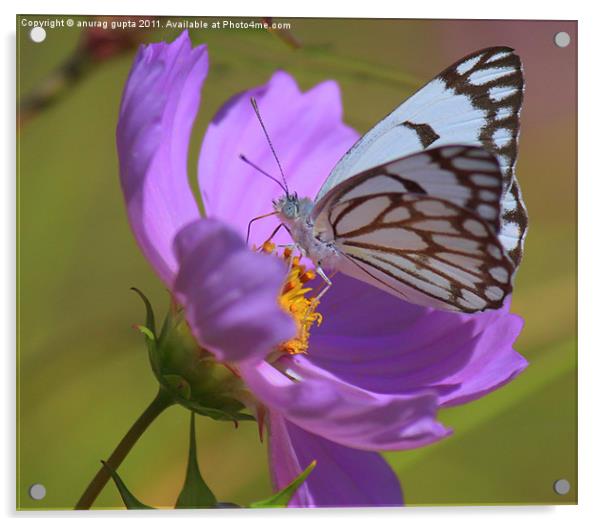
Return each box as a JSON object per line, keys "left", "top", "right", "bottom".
{"left": 239, "top": 154, "right": 287, "bottom": 194}
{"left": 250, "top": 97, "right": 289, "bottom": 195}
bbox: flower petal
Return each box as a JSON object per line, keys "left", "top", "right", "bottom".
{"left": 117, "top": 31, "right": 207, "bottom": 286}
{"left": 309, "top": 274, "right": 527, "bottom": 406}
{"left": 173, "top": 219, "right": 296, "bottom": 364}
{"left": 241, "top": 356, "right": 450, "bottom": 451}
{"left": 269, "top": 411, "right": 403, "bottom": 507}
{"left": 198, "top": 71, "right": 359, "bottom": 247}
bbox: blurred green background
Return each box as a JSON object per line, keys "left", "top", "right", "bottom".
{"left": 16, "top": 17, "right": 577, "bottom": 509}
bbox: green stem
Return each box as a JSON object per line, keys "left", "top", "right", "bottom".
{"left": 74, "top": 388, "right": 174, "bottom": 510}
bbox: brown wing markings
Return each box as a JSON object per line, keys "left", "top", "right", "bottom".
{"left": 344, "top": 251, "right": 460, "bottom": 309}
{"left": 344, "top": 238, "right": 487, "bottom": 288}
{"left": 439, "top": 47, "right": 523, "bottom": 189}
{"left": 416, "top": 146, "right": 503, "bottom": 232}
{"left": 437, "top": 47, "right": 527, "bottom": 264}
{"left": 501, "top": 179, "right": 529, "bottom": 264}
{"left": 406, "top": 252, "right": 484, "bottom": 281}
{"left": 408, "top": 249, "right": 513, "bottom": 292}
{"left": 339, "top": 198, "right": 514, "bottom": 280}
{"left": 327, "top": 171, "right": 419, "bottom": 231}
{"left": 329, "top": 193, "right": 394, "bottom": 233}
{"left": 336, "top": 193, "right": 515, "bottom": 311}
{"left": 334, "top": 191, "right": 502, "bottom": 243}
{"left": 337, "top": 169, "right": 428, "bottom": 200}
{"left": 332, "top": 146, "right": 504, "bottom": 233}
{"left": 341, "top": 253, "right": 411, "bottom": 302}
{"left": 346, "top": 248, "right": 507, "bottom": 313}
{"left": 344, "top": 235, "right": 511, "bottom": 313}
{"left": 400, "top": 121, "right": 441, "bottom": 148}
{"left": 318, "top": 145, "right": 506, "bottom": 235}
{"left": 392, "top": 249, "right": 511, "bottom": 311}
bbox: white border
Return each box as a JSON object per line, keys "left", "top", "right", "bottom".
{"left": 3, "top": 1, "right": 597, "bottom": 525}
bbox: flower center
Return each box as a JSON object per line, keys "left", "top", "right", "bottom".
{"left": 260, "top": 241, "right": 323, "bottom": 355}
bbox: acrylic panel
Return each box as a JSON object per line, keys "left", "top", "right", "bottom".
{"left": 16, "top": 16, "right": 577, "bottom": 510}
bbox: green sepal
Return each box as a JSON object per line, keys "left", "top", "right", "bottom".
{"left": 163, "top": 374, "right": 192, "bottom": 400}
{"left": 175, "top": 413, "right": 218, "bottom": 509}
{"left": 159, "top": 376, "right": 254, "bottom": 423}
{"left": 134, "top": 324, "right": 155, "bottom": 342}
{"left": 131, "top": 287, "right": 156, "bottom": 335}
{"left": 249, "top": 460, "right": 317, "bottom": 508}
{"left": 131, "top": 288, "right": 162, "bottom": 377}
{"left": 101, "top": 461, "right": 155, "bottom": 510}
{"left": 158, "top": 295, "right": 182, "bottom": 344}
{"left": 179, "top": 399, "right": 255, "bottom": 423}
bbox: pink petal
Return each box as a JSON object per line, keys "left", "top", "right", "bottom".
{"left": 309, "top": 274, "right": 527, "bottom": 406}
{"left": 117, "top": 31, "right": 207, "bottom": 286}
{"left": 198, "top": 71, "right": 359, "bottom": 247}
{"left": 269, "top": 411, "right": 403, "bottom": 507}
{"left": 241, "top": 356, "right": 450, "bottom": 451}
{"left": 173, "top": 219, "right": 296, "bottom": 364}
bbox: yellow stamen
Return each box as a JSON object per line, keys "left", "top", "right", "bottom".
{"left": 261, "top": 241, "right": 276, "bottom": 254}
{"left": 300, "top": 269, "right": 316, "bottom": 283}
{"left": 257, "top": 243, "right": 323, "bottom": 356}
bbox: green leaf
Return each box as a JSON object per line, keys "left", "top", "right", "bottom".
{"left": 102, "top": 461, "right": 154, "bottom": 510}
{"left": 130, "top": 287, "right": 156, "bottom": 335}
{"left": 175, "top": 413, "right": 218, "bottom": 509}
{"left": 250, "top": 460, "right": 316, "bottom": 508}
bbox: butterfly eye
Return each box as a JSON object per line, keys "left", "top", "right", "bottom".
{"left": 281, "top": 200, "right": 299, "bottom": 218}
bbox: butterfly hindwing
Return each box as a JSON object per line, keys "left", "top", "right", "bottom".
{"left": 316, "top": 46, "right": 527, "bottom": 266}
{"left": 314, "top": 145, "right": 504, "bottom": 234}
{"left": 332, "top": 193, "right": 515, "bottom": 313}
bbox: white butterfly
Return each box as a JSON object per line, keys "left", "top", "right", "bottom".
{"left": 250, "top": 47, "right": 527, "bottom": 313}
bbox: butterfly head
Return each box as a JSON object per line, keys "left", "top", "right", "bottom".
{"left": 274, "top": 192, "right": 300, "bottom": 220}
{"left": 273, "top": 193, "right": 313, "bottom": 223}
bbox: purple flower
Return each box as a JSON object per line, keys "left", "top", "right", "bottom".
{"left": 117, "top": 32, "right": 527, "bottom": 508}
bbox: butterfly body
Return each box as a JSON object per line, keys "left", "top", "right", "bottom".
{"left": 274, "top": 194, "right": 343, "bottom": 270}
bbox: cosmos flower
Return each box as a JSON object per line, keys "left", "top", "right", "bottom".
{"left": 117, "top": 31, "right": 527, "bottom": 507}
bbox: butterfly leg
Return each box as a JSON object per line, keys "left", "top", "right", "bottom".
{"left": 313, "top": 266, "right": 336, "bottom": 303}
{"left": 276, "top": 243, "right": 300, "bottom": 271}
{"left": 258, "top": 223, "right": 284, "bottom": 251}
{"left": 298, "top": 266, "right": 335, "bottom": 328}
{"left": 246, "top": 211, "right": 279, "bottom": 244}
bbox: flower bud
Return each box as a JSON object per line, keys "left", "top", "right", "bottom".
{"left": 132, "top": 289, "right": 253, "bottom": 423}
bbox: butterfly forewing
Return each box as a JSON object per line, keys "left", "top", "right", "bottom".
{"left": 332, "top": 193, "right": 515, "bottom": 313}
{"left": 317, "top": 46, "right": 527, "bottom": 266}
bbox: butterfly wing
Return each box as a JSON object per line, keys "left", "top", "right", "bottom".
{"left": 312, "top": 146, "right": 514, "bottom": 313}
{"left": 315, "top": 145, "right": 504, "bottom": 233}
{"left": 316, "top": 47, "right": 527, "bottom": 266}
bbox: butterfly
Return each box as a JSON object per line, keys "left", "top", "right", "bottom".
{"left": 248, "top": 46, "right": 527, "bottom": 313}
